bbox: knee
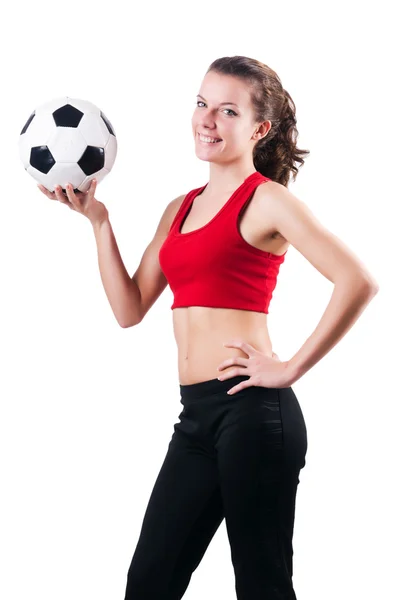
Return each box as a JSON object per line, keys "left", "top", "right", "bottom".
{"left": 124, "top": 561, "right": 167, "bottom": 600}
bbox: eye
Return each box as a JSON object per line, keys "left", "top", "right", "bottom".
{"left": 196, "top": 101, "right": 237, "bottom": 116}
{"left": 223, "top": 108, "right": 237, "bottom": 116}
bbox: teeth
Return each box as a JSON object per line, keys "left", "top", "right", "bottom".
{"left": 199, "top": 134, "right": 221, "bottom": 143}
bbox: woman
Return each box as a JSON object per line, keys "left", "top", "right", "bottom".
{"left": 38, "top": 56, "right": 379, "bottom": 599}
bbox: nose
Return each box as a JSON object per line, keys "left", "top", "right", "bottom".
{"left": 192, "top": 111, "right": 220, "bottom": 137}
{"left": 199, "top": 119, "right": 219, "bottom": 135}
{"left": 198, "top": 110, "right": 217, "bottom": 129}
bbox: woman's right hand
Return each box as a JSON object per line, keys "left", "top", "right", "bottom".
{"left": 37, "top": 179, "right": 109, "bottom": 227}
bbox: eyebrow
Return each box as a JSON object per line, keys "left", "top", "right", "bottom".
{"left": 196, "top": 94, "right": 239, "bottom": 107}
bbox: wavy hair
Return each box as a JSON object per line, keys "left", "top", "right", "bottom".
{"left": 206, "top": 56, "right": 310, "bottom": 187}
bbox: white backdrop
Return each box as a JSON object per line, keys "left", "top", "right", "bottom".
{"left": 1, "top": 1, "right": 395, "bottom": 599}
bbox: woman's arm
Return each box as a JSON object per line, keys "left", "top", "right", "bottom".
{"left": 257, "top": 182, "right": 380, "bottom": 385}
{"left": 285, "top": 276, "right": 378, "bottom": 384}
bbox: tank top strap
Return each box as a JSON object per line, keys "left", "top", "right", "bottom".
{"left": 169, "top": 185, "right": 206, "bottom": 233}
{"left": 215, "top": 171, "right": 270, "bottom": 230}
{"left": 226, "top": 171, "right": 270, "bottom": 217}
{"left": 169, "top": 171, "right": 270, "bottom": 233}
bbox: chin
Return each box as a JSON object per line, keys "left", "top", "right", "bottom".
{"left": 195, "top": 154, "right": 212, "bottom": 163}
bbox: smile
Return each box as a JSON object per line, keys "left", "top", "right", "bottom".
{"left": 198, "top": 133, "right": 222, "bottom": 144}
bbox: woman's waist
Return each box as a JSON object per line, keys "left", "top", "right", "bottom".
{"left": 172, "top": 306, "right": 271, "bottom": 342}
{"left": 175, "top": 324, "right": 273, "bottom": 385}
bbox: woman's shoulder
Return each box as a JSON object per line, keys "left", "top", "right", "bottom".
{"left": 169, "top": 192, "right": 187, "bottom": 218}
{"left": 166, "top": 181, "right": 206, "bottom": 229}
{"left": 164, "top": 193, "right": 188, "bottom": 234}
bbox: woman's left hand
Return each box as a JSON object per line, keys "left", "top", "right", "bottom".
{"left": 217, "top": 340, "right": 294, "bottom": 395}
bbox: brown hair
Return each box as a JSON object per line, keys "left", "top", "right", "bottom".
{"left": 207, "top": 56, "right": 310, "bottom": 188}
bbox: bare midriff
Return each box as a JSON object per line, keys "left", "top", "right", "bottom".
{"left": 169, "top": 181, "right": 289, "bottom": 385}
{"left": 173, "top": 307, "right": 276, "bottom": 384}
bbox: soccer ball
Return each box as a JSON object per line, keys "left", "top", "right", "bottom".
{"left": 18, "top": 96, "right": 117, "bottom": 194}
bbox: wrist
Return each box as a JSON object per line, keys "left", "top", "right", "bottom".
{"left": 284, "top": 359, "right": 303, "bottom": 386}
{"left": 91, "top": 216, "right": 109, "bottom": 231}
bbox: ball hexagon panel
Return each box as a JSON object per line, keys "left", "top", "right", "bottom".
{"left": 27, "top": 161, "right": 87, "bottom": 193}
{"left": 78, "top": 168, "right": 110, "bottom": 193}
{"left": 47, "top": 127, "right": 87, "bottom": 163}
{"left": 104, "top": 135, "right": 117, "bottom": 172}
{"left": 78, "top": 111, "right": 110, "bottom": 147}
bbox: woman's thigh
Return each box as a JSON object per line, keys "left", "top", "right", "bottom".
{"left": 215, "top": 385, "right": 307, "bottom": 596}
{"left": 124, "top": 426, "right": 222, "bottom": 599}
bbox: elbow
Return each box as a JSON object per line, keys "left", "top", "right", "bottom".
{"left": 119, "top": 319, "right": 141, "bottom": 329}
{"left": 340, "top": 270, "right": 380, "bottom": 296}
{"left": 370, "top": 282, "right": 380, "bottom": 295}
{"left": 359, "top": 277, "right": 380, "bottom": 300}
{"left": 119, "top": 314, "right": 143, "bottom": 328}
{"left": 118, "top": 306, "right": 143, "bottom": 328}
{"left": 363, "top": 276, "right": 380, "bottom": 296}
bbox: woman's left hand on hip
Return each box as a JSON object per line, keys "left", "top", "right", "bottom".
{"left": 217, "top": 340, "right": 293, "bottom": 395}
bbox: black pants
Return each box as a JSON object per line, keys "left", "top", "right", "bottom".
{"left": 124, "top": 374, "right": 308, "bottom": 599}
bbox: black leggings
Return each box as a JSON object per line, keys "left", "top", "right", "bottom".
{"left": 124, "top": 374, "right": 308, "bottom": 600}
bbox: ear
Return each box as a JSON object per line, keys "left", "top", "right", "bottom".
{"left": 255, "top": 120, "right": 272, "bottom": 140}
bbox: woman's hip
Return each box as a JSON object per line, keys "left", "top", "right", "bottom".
{"left": 175, "top": 376, "right": 308, "bottom": 468}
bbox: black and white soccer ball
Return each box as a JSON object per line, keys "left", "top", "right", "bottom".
{"left": 18, "top": 96, "right": 117, "bottom": 194}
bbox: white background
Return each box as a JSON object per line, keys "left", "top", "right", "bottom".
{"left": 1, "top": 1, "right": 395, "bottom": 599}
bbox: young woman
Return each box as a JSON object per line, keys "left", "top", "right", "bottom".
{"left": 39, "top": 56, "right": 379, "bottom": 599}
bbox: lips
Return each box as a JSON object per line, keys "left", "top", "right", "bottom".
{"left": 198, "top": 133, "right": 222, "bottom": 142}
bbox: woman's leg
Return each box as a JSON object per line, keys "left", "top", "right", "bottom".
{"left": 216, "top": 385, "right": 308, "bottom": 599}
{"left": 166, "top": 482, "right": 224, "bottom": 599}
{"left": 123, "top": 422, "right": 224, "bottom": 600}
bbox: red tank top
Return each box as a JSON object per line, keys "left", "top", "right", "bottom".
{"left": 158, "top": 170, "right": 287, "bottom": 314}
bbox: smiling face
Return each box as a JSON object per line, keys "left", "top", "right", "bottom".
{"left": 191, "top": 70, "right": 271, "bottom": 165}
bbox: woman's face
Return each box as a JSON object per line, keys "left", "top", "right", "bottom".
{"left": 191, "top": 70, "right": 269, "bottom": 164}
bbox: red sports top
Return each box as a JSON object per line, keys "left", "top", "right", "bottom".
{"left": 158, "top": 170, "right": 287, "bottom": 314}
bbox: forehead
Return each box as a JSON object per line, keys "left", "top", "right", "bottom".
{"left": 198, "top": 71, "right": 251, "bottom": 107}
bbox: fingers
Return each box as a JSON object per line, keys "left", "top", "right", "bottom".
{"left": 37, "top": 184, "right": 57, "bottom": 200}
{"left": 40, "top": 184, "right": 73, "bottom": 209}
{"left": 87, "top": 178, "right": 97, "bottom": 199}
{"left": 64, "top": 183, "right": 77, "bottom": 206}
{"left": 54, "top": 185, "right": 73, "bottom": 208}
{"left": 38, "top": 180, "right": 95, "bottom": 210}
